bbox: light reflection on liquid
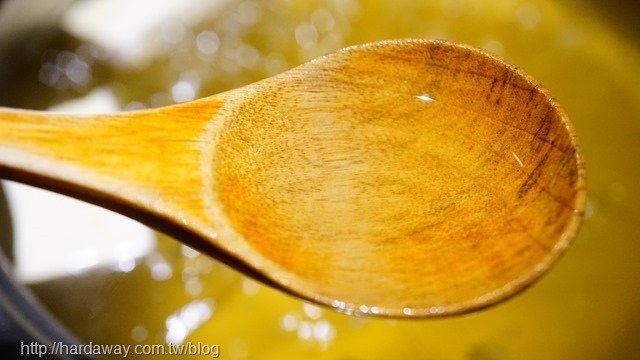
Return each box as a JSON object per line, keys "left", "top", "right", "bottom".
{"left": 131, "top": 324, "right": 148, "bottom": 342}
{"left": 165, "top": 299, "right": 215, "bottom": 345}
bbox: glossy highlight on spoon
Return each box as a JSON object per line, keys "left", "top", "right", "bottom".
{"left": 0, "top": 39, "right": 586, "bottom": 317}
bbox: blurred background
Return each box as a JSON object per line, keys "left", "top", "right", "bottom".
{"left": 0, "top": 0, "right": 639, "bottom": 359}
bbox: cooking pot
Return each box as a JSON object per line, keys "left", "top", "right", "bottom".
{"left": 1, "top": 0, "right": 639, "bottom": 359}
{"left": 0, "top": 1, "right": 91, "bottom": 357}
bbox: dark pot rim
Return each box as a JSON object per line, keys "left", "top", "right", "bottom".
{"left": 0, "top": 181, "right": 87, "bottom": 359}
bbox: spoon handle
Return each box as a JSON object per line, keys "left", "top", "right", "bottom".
{"left": 0, "top": 100, "right": 221, "bottom": 231}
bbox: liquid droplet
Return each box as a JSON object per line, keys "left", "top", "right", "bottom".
{"left": 416, "top": 94, "right": 434, "bottom": 102}
{"left": 511, "top": 151, "right": 524, "bottom": 167}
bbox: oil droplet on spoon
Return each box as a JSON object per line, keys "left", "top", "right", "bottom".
{"left": 416, "top": 93, "right": 435, "bottom": 102}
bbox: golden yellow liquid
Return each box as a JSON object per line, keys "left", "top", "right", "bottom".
{"left": 15, "top": 0, "right": 640, "bottom": 359}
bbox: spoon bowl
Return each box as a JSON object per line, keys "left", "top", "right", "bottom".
{"left": 0, "top": 39, "right": 585, "bottom": 317}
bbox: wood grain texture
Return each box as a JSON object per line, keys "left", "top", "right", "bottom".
{"left": 0, "top": 39, "right": 585, "bottom": 317}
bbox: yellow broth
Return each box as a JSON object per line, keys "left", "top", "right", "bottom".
{"left": 6, "top": 0, "right": 639, "bottom": 359}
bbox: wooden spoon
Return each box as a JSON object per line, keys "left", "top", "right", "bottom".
{"left": 0, "top": 39, "right": 585, "bottom": 317}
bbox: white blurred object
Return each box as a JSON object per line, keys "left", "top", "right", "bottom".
{"left": 49, "top": 87, "right": 120, "bottom": 114}
{"left": 4, "top": 87, "right": 155, "bottom": 284}
{"left": 0, "top": 0, "right": 74, "bottom": 55}
{"left": 61, "top": 0, "right": 232, "bottom": 67}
